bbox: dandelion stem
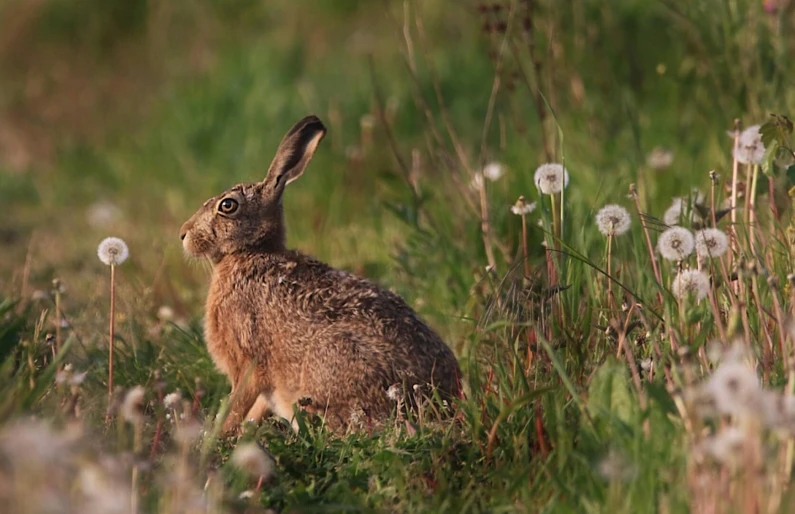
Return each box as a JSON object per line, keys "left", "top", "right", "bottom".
{"left": 109, "top": 264, "right": 116, "bottom": 400}
{"left": 54, "top": 282, "right": 62, "bottom": 355}
{"left": 520, "top": 214, "right": 530, "bottom": 281}
{"left": 606, "top": 233, "right": 614, "bottom": 310}
{"left": 550, "top": 193, "right": 561, "bottom": 253}
{"left": 630, "top": 184, "right": 663, "bottom": 300}
{"left": 730, "top": 120, "right": 740, "bottom": 291}
{"left": 749, "top": 164, "right": 760, "bottom": 254}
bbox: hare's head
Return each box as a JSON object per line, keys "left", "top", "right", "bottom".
{"left": 180, "top": 116, "right": 326, "bottom": 262}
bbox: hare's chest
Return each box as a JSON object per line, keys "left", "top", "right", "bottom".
{"left": 204, "top": 302, "right": 235, "bottom": 380}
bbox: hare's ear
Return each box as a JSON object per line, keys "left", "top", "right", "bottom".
{"left": 263, "top": 115, "right": 326, "bottom": 194}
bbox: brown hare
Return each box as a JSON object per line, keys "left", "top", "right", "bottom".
{"left": 180, "top": 115, "right": 461, "bottom": 434}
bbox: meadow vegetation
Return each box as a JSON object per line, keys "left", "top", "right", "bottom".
{"left": 2, "top": 0, "right": 795, "bottom": 512}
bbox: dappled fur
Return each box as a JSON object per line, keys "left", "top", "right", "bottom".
{"left": 179, "top": 115, "right": 460, "bottom": 433}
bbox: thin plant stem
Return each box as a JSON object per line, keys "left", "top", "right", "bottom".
{"left": 550, "top": 193, "right": 561, "bottom": 252}
{"left": 606, "top": 233, "right": 614, "bottom": 311}
{"left": 479, "top": 184, "right": 497, "bottom": 270}
{"left": 521, "top": 213, "right": 530, "bottom": 280}
{"left": 749, "top": 164, "right": 760, "bottom": 254}
{"left": 109, "top": 264, "right": 116, "bottom": 399}
{"left": 730, "top": 120, "right": 740, "bottom": 290}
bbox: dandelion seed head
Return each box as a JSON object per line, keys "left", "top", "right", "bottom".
{"left": 386, "top": 384, "right": 402, "bottom": 402}
{"left": 595, "top": 204, "right": 632, "bottom": 236}
{"left": 163, "top": 392, "right": 182, "bottom": 410}
{"left": 671, "top": 269, "right": 710, "bottom": 302}
{"left": 482, "top": 162, "right": 505, "bottom": 182}
{"left": 534, "top": 163, "right": 569, "bottom": 195}
{"left": 705, "top": 427, "right": 748, "bottom": 466}
{"left": 734, "top": 124, "right": 766, "bottom": 165}
{"left": 694, "top": 228, "right": 729, "bottom": 258}
{"left": 662, "top": 196, "right": 702, "bottom": 226}
{"left": 120, "top": 386, "right": 146, "bottom": 425}
{"left": 97, "top": 237, "right": 129, "bottom": 266}
{"left": 231, "top": 442, "right": 275, "bottom": 479}
{"left": 658, "top": 226, "right": 695, "bottom": 261}
{"left": 706, "top": 360, "right": 760, "bottom": 417}
{"left": 157, "top": 306, "right": 175, "bottom": 322}
{"left": 511, "top": 196, "right": 537, "bottom": 216}
{"left": 646, "top": 147, "right": 674, "bottom": 170}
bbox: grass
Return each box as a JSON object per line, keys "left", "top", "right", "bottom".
{"left": 2, "top": 0, "right": 795, "bottom": 512}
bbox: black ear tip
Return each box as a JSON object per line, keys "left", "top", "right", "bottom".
{"left": 301, "top": 115, "right": 326, "bottom": 134}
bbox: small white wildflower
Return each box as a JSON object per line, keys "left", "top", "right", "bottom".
{"left": 657, "top": 226, "right": 695, "bottom": 261}
{"left": 231, "top": 442, "right": 275, "bottom": 479}
{"left": 534, "top": 163, "right": 569, "bottom": 195}
{"left": 469, "top": 172, "right": 484, "bottom": 192}
{"left": 482, "top": 162, "right": 505, "bottom": 182}
{"left": 646, "top": 147, "right": 674, "bottom": 170}
{"left": 662, "top": 197, "right": 702, "bottom": 226}
{"left": 705, "top": 360, "right": 760, "bottom": 417}
{"left": 163, "top": 392, "right": 182, "bottom": 410}
{"left": 239, "top": 490, "right": 255, "bottom": 500}
{"left": 511, "top": 196, "right": 537, "bottom": 216}
{"left": 120, "top": 386, "right": 146, "bottom": 424}
{"left": 733, "top": 124, "right": 766, "bottom": 165}
{"left": 595, "top": 204, "right": 632, "bottom": 236}
{"left": 671, "top": 269, "right": 710, "bottom": 302}
{"left": 97, "top": 237, "right": 129, "bottom": 266}
{"left": 705, "top": 427, "right": 748, "bottom": 466}
{"left": 694, "top": 228, "right": 729, "bottom": 258}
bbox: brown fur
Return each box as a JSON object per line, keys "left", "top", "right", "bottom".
{"left": 179, "top": 115, "right": 460, "bottom": 433}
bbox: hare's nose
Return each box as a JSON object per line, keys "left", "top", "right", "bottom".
{"left": 180, "top": 231, "right": 186, "bottom": 241}
{"left": 179, "top": 222, "right": 190, "bottom": 241}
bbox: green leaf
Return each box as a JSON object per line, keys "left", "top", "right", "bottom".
{"left": 586, "top": 359, "right": 636, "bottom": 426}
{"left": 760, "top": 121, "right": 779, "bottom": 148}
{"left": 762, "top": 138, "right": 779, "bottom": 177}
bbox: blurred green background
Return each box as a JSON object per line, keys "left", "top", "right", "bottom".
{"left": 1, "top": 0, "right": 792, "bottom": 336}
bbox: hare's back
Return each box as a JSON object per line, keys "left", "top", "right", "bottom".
{"left": 265, "top": 252, "right": 457, "bottom": 367}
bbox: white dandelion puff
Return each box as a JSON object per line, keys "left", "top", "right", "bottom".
{"left": 534, "top": 163, "right": 569, "bottom": 195}
{"left": 694, "top": 228, "right": 729, "bottom": 258}
{"left": 511, "top": 196, "right": 537, "bottom": 216}
{"left": 163, "top": 392, "right": 182, "bottom": 410}
{"left": 120, "top": 386, "right": 146, "bottom": 424}
{"left": 231, "top": 442, "right": 275, "bottom": 480}
{"left": 671, "top": 269, "right": 710, "bottom": 302}
{"left": 386, "top": 384, "right": 402, "bottom": 402}
{"left": 646, "top": 147, "right": 674, "bottom": 170}
{"left": 662, "top": 197, "right": 702, "bottom": 226}
{"left": 704, "top": 427, "right": 748, "bottom": 466}
{"left": 734, "top": 124, "right": 766, "bottom": 165}
{"left": 658, "top": 227, "right": 695, "bottom": 261}
{"left": 482, "top": 162, "right": 505, "bottom": 182}
{"left": 97, "top": 237, "right": 129, "bottom": 266}
{"left": 705, "top": 359, "right": 760, "bottom": 417}
{"left": 595, "top": 204, "right": 632, "bottom": 236}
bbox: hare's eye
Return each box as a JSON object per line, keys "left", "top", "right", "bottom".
{"left": 218, "top": 198, "right": 239, "bottom": 215}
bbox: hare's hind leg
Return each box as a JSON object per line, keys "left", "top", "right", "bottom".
{"left": 222, "top": 382, "right": 263, "bottom": 436}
